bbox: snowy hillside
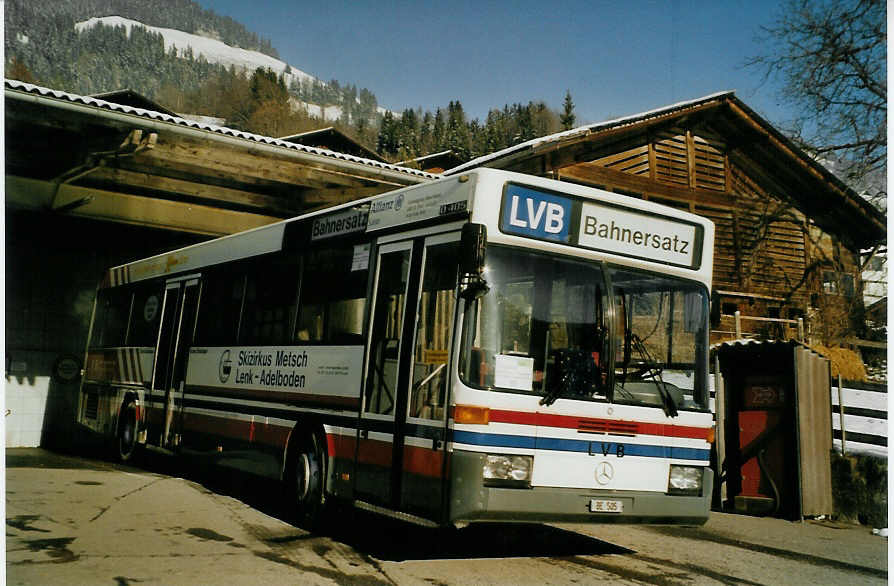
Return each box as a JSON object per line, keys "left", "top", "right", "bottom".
{"left": 75, "top": 16, "right": 315, "bottom": 87}
{"left": 74, "top": 16, "right": 388, "bottom": 123}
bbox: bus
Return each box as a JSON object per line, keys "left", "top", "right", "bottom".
{"left": 77, "top": 168, "right": 715, "bottom": 528}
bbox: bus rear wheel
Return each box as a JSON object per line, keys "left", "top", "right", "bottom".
{"left": 117, "top": 401, "right": 140, "bottom": 462}
{"left": 288, "top": 431, "right": 325, "bottom": 530}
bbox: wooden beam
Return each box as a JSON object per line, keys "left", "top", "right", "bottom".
{"left": 85, "top": 166, "right": 304, "bottom": 214}
{"left": 844, "top": 337, "right": 888, "bottom": 350}
{"left": 139, "top": 142, "right": 344, "bottom": 189}
{"left": 686, "top": 130, "right": 697, "bottom": 188}
{"left": 143, "top": 137, "right": 408, "bottom": 191}
{"left": 122, "top": 148, "right": 301, "bottom": 189}
{"left": 558, "top": 162, "right": 734, "bottom": 209}
{"left": 300, "top": 185, "right": 388, "bottom": 207}
{"left": 5, "top": 175, "right": 56, "bottom": 208}
{"left": 6, "top": 175, "right": 279, "bottom": 235}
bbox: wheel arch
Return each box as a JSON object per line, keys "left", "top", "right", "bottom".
{"left": 281, "top": 417, "right": 329, "bottom": 483}
{"left": 115, "top": 390, "right": 142, "bottom": 437}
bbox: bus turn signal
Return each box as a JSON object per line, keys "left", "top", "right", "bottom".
{"left": 454, "top": 405, "right": 490, "bottom": 425}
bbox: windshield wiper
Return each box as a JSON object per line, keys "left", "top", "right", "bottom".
{"left": 630, "top": 334, "right": 677, "bottom": 418}
{"left": 539, "top": 329, "right": 558, "bottom": 406}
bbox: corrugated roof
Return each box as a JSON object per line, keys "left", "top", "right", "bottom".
{"left": 5, "top": 79, "right": 439, "bottom": 180}
{"left": 711, "top": 339, "right": 805, "bottom": 350}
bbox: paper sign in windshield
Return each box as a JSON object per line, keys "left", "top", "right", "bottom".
{"left": 578, "top": 202, "right": 699, "bottom": 268}
{"left": 494, "top": 354, "right": 534, "bottom": 391}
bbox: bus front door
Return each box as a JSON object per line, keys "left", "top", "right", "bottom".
{"left": 149, "top": 278, "right": 200, "bottom": 450}
{"left": 356, "top": 234, "right": 458, "bottom": 524}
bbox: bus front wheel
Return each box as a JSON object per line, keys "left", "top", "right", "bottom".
{"left": 288, "top": 431, "right": 325, "bottom": 529}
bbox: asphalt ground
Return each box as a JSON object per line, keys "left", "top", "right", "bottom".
{"left": 5, "top": 448, "right": 888, "bottom": 585}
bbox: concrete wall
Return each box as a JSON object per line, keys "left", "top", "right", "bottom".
{"left": 5, "top": 209, "right": 205, "bottom": 448}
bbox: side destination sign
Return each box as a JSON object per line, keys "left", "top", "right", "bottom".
{"left": 500, "top": 183, "right": 702, "bottom": 269}
{"left": 311, "top": 207, "right": 368, "bottom": 240}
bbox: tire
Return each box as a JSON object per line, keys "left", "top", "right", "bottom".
{"left": 288, "top": 430, "right": 326, "bottom": 530}
{"left": 117, "top": 401, "right": 140, "bottom": 463}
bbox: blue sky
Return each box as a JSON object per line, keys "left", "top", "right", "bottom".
{"left": 197, "top": 0, "right": 793, "bottom": 128}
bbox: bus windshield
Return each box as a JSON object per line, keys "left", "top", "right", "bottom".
{"left": 610, "top": 267, "right": 709, "bottom": 413}
{"left": 459, "top": 246, "right": 709, "bottom": 412}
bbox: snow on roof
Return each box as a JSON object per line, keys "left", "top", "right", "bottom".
{"left": 5, "top": 79, "right": 437, "bottom": 180}
{"left": 446, "top": 91, "right": 735, "bottom": 175}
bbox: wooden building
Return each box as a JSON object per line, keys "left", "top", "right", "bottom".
{"left": 398, "top": 150, "right": 467, "bottom": 174}
{"left": 278, "top": 127, "right": 387, "bottom": 163}
{"left": 446, "top": 92, "right": 886, "bottom": 345}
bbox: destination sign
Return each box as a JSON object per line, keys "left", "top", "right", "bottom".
{"left": 500, "top": 183, "right": 702, "bottom": 269}
{"left": 578, "top": 202, "right": 700, "bottom": 268}
{"left": 501, "top": 184, "right": 572, "bottom": 243}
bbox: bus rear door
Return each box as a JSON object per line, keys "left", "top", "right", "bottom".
{"left": 149, "top": 277, "right": 200, "bottom": 450}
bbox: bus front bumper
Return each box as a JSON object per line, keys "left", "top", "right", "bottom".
{"left": 449, "top": 451, "right": 712, "bottom": 526}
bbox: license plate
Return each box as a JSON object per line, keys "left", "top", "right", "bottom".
{"left": 589, "top": 499, "right": 623, "bottom": 513}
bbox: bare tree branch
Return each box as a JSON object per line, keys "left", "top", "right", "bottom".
{"left": 747, "top": 0, "right": 887, "bottom": 211}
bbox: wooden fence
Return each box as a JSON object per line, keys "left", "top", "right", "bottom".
{"left": 831, "top": 378, "right": 887, "bottom": 458}
{"left": 709, "top": 376, "right": 887, "bottom": 459}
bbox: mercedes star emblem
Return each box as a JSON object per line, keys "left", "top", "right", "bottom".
{"left": 595, "top": 461, "right": 614, "bottom": 485}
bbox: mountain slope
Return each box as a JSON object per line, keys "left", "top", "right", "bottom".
{"left": 75, "top": 16, "right": 316, "bottom": 89}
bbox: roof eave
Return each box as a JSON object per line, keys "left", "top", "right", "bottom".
{"left": 5, "top": 79, "right": 438, "bottom": 184}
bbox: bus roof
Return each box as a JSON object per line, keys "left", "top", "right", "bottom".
{"left": 102, "top": 169, "right": 714, "bottom": 288}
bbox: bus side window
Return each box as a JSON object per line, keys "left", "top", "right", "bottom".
{"left": 195, "top": 269, "right": 245, "bottom": 347}
{"left": 127, "top": 283, "right": 164, "bottom": 347}
{"left": 91, "top": 287, "right": 132, "bottom": 348}
{"left": 296, "top": 246, "right": 368, "bottom": 344}
{"left": 240, "top": 254, "right": 300, "bottom": 345}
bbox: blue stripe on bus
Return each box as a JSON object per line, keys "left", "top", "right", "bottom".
{"left": 451, "top": 431, "right": 536, "bottom": 449}
{"left": 452, "top": 431, "right": 710, "bottom": 461}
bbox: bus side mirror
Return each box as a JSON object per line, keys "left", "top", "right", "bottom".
{"left": 459, "top": 223, "right": 488, "bottom": 300}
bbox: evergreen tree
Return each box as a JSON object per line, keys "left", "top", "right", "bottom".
{"left": 445, "top": 101, "right": 471, "bottom": 159}
{"left": 432, "top": 108, "right": 446, "bottom": 151}
{"left": 377, "top": 111, "right": 399, "bottom": 156}
{"left": 560, "top": 90, "right": 576, "bottom": 130}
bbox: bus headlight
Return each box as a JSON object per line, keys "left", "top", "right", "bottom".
{"left": 668, "top": 465, "right": 703, "bottom": 495}
{"left": 483, "top": 454, "right": 533, "bottom": 487}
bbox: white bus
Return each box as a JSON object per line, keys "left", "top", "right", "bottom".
{"left": 78, "top": 168, "right": 715, "bottom": 528}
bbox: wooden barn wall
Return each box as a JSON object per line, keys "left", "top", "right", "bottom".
{"left": 728, "top": 165, "right": 809, "bottom": 306}
{"left": 521, "top": 123, "right": 864, "bottom": 341}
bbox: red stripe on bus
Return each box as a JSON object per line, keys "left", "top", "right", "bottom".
{"left": 487, "top": 409, "right": 710, "bottom": 440}
{"left": 182, "top": 411, "right": 291, "bottom": 449}
{"left": 350, "top": 437, "right": 444, "bottom": 478}
{"left": 327, "top": 432, "right": 356, "bottom": 461}
{"left": 356, "top": 438, "right": 393, "bottom": 468}
{"left": 402, "top": 444, "right": 444, "bottom": 478}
